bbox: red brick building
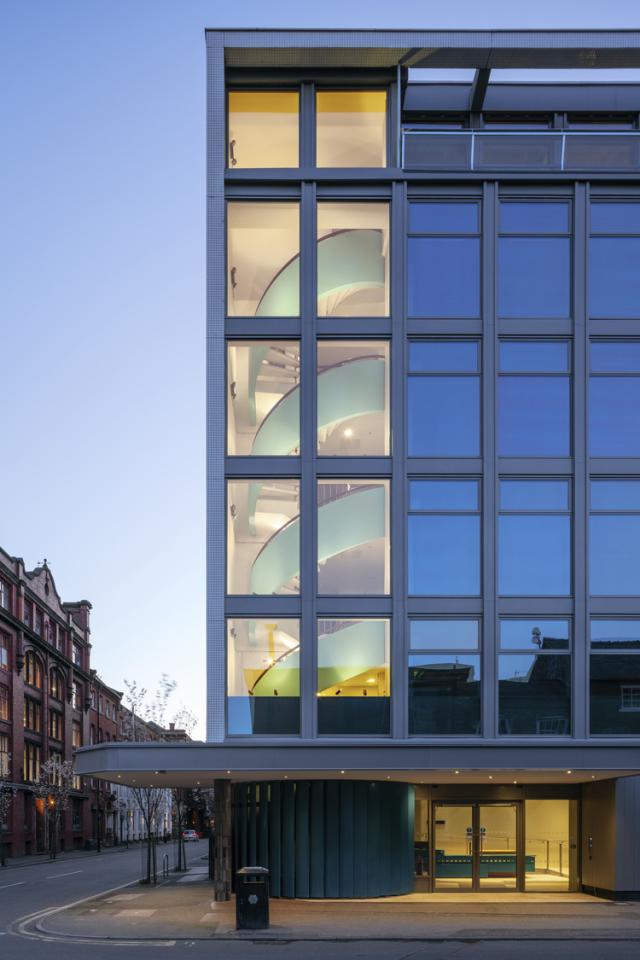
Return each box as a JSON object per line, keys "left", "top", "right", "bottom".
{"left": 0, "top": 547, "right": 92, "bottom": 855}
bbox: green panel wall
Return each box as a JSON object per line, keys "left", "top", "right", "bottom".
{"left": 233, "top": 780, "right": 415, "bottom": 898}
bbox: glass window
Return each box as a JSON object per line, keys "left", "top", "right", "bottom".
{"left": 0, "top": 632, "right": 9, "bottom": 671}
{"left": 498, "top": 238, "right": 570, "bottom": 318}
{"left": 227, "top": 479, "right": 300, "bottom": 595}
{"left": 0, "top": 686, "right": 8, "bottom": 722}
{"left": 227, "top": 619, "right": 300, "bottom": 736}
{"left": 25, "top": 650, "right": 43, "bottom": 688}
{"left": 409, "top": 202, "right": 479, "bottom": 233}
{"left": 590, "top": 235, "right": 640, "bottom": 318}
{"left": 408, "top": 480, "right": 481, "bottom": 596}
{"left": 228, "top": 90, "right": 299, "bottom": 169}
{"left": 589, "top": 342, "right": 640, "bottom": 456}
{"left": 409, "top": 341, "right": 478, "bottom": 372}
{"left": 408, "top": 342, "right": 480, "bottom": 457}
{"left": 499, "top": 481, "right": 571, "bottom": 596}
{"left": 0, "top": 733, "right": 8, "bottom": 778}
{"left": 227, "top": 341, "right": 300, "bottom": 456}
{"left": 316, "top": 90, "right": 387, "bottom": 168}
{"left": 590, "top": 481, "right": 640, "bottom": 595}
{"left": 317, "top": 341, "right": 389, "bottom": 455}
{"left": 317, "top": 480, "right": 389, "bottom": 595}
{"left": 408, "top": 241, "right": 480, "bottom": 318}
{"left": 317, "top": 202, "right": 389, "bottom": 317}
{"left": 500, "top": 202, "right": 570, "bottom": 233}
{"left": 590, "top": 630, "right": 640, "bottom": 734}
{"left": 499, "top": 654, "right": 571, "bottom": 735}
{"left": 410, "top": 619, "right": 479, "bottom": 651}
{"left": 227, "top": 201, "right": 300, "bottom": 317}
{"left": 525, "top": 799, "right": 572, "bottom": 891}
{"left": 500, "top": 619, "right": 570, "bottom": 651}
{"left": 317, "top": 619, "right": 390, "bottom": 735}
{"left": 498, "top": 341, "right": 570, "bottom": 457}
{"left": 0, "top": 580, "right": 9, "bottom": 612}
{"left": 409, "top": 654, "right": 481, "bottom": 735}
{"left": 591, "top": 202, "right": 640, "bottom": 234}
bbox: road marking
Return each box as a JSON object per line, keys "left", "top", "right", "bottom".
{"left": 45, "top": 870, "right": 83, "bottom": 880}
{"left": 0, "top": 881, "right": 26, "bottom": 891}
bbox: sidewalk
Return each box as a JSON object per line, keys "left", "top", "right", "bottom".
{"left": 32, "top": 871, "right": 640, "bottom": 943}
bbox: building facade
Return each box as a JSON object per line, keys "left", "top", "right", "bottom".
{"left": 77, "top": 28, "right": 640, "bottom": 901}
{"left": 0, "top": 547, "right": 92, "bottom": 855}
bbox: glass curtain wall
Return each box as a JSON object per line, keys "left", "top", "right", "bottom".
{"left": 316, "top": 90, "right": 387, "bottom": 167}
{"left": 498, "top": 620, "right": 571, "bottom": 735}
{"left": 227, "top": 619, "right": 300, "bottom": 735}
{"left": 590, "top": 619, "right": 640, "bottom": 734}
{"left": 317, "top": 618, "right": 390, "bottom": 734}
{"left": 227, "top": 91, "right": 299, "bottom": 168}
{"left": 409, "top": 620, "right": 481, "bottom": 735}
{"left": 317, "top": 203, "right": 389, "bottom": 317}
{"left": 227, "top": 341, "right": 301, "bottom": 455}
{"left": 227, "top": 201, "right": 300, "bottom": 317}
{"left": 316, "top": 341, "right": 390, "bottom": 455}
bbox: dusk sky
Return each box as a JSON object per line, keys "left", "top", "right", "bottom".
{"left": 2, "top": 0, "right": 638, "bottom": 738}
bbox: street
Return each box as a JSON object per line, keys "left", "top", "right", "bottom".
{"left": 1, "top": 841, "right": 640, "bottom": 959}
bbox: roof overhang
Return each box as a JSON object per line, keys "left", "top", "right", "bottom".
{"left": 207, "top": 29, "right": 640, "bottom": 71}
{"left": 76, "top": 741, "right": 640, "bottom": 788}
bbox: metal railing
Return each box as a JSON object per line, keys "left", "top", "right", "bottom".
{"left": 402, "top": 129, "right": 640, "bottom": 173}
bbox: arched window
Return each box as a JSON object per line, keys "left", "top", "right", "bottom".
{"left": 25, "top": 650, "right": 43, "bottom": 689}
{"left": 50, "top": 668, "right": 63, "bottom": 700}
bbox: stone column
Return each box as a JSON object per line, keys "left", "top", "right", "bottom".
{"left": 213, "top": 779, "right": 232, "bottom": 901}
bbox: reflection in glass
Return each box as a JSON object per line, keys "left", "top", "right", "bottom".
{"left": 591, "top": 620, "right": 640, "bottom": 648}
{"left": 590, "top": 655, "right": 640, "bottom": 734}
{"left": 591, "top": 202, "right": 640, "bottom": 234}
{"left": 500, "top": 202, "right": 569, "bottom": 233}
{"left": 317, "top": 203, "right": 389, "bottom": 316}
{"left": 408, "top": 344, "right": 480, "bottom": 460}
{"left": 228, "top": 91, "right": 299, "bottom": 168}
{"left": 590, "top": 238, "right": 640, "bottom": 318}
{"left": 591, "top": 341, "right": 640, "bottom": 372}
{"left": 316, "top": 90, "right": 386, "bottom": 168}
{"left": 410, "top": 480, "right": 479, "bottom": 511}
{"left": 409, "top": 655, "right": 481, "bottom": 734}
{"left": 500, "top": 341, "right": 569, "bottom": 373}
{"left": 499, "top": 377, "right": 570, "bottom": 456}
{"left": 317, "top": 480, "right": 390, "bottom": 594}
{"left": 410, "top": 620, "right": 479, "bottom": 651}
{"left": 409, "top": 202, "right": 479, "bottom": 233}
{"left": 525, "top": 800, "right": 571, "bottom": 891}
{"left": 589, "top": 378, "right": 640, "bottom": 456}
{"left": 408, "top": 237, "right": 480, "bottom": 317}
{"left": 500, "top": 620, "right": 569, "bottom": 651}
{"left": 410, "top": 341, "right": 478, "bottom": 372}
{"left": 227, "top": 480, "right": 300, "bottom": 595}
{"left": 227, "top": 341, "right": 300, "bottom": 455}
{"left": 499, "top": 238, "right": 570, "bottom": 317}
{"left": 591, "top": 480, "right": 640, "bottom": 511}
{"left": 227, "top": 619, "right": 300, "bottom": 735}
{"left": 409, "top": 516, "right": 480, "bottom": 595}
{"left": 499, "top": 516, "right": 570, "bottom": 596}
{"left": 317, "top": 619, "right": 390, "bottom": 735}
{"left": 316, "top": 342, "right": 389, "bottom": 455}
{"left": 500, "top": 480, "right": 569, "bottom": 511}
{"left": 589, "top": 516, "right": 640, "bottom": 595}
{"left": 499, "top": 654, "right": 571, "bottom": 735}
{"left": 227, "top": 202, "right": 300, "bottom": 317}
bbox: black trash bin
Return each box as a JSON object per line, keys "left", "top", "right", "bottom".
{"left": 236, "top": 866, "right": 269, "bottom": 930}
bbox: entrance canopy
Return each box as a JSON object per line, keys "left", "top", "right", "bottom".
{"left": 75, "top": 741, "right": 638, "bottom": 788}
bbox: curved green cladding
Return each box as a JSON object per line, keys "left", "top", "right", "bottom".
{"left": 249, "top": 485, "right": 385, "bottom": 595}
{"left": 317, "top": 620, "right": 387, "bottom": 690}
{"left": 251, "top": 355, "right": 385, "bottom": 456}
{"left": 254, "top": 228, "right": 384, "bottom": 320}
{"left": 233, "top": 780, "right": 415, "bottom": 898}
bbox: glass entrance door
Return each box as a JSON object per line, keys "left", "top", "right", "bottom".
{"left": 433, "top": 802, "right": 522, "bottom": 892}
{"left": 478, "top": 803, "right": 518, "bottom": 890}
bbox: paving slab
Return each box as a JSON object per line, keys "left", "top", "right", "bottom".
{"left": 30, "top": 877, "right": 640, "bottom": 943}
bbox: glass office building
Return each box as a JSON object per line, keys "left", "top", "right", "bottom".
{"left": 77, "top": 29, "right": 640, "bottom": 901}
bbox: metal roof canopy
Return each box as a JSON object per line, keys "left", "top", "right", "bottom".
{"left": 207, "top": 29, "right": 640, "bottom": 70}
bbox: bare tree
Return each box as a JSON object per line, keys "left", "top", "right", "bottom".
{"left": 32, "top": 756, "right": 75, "bottom": 859}
{"left": 130, "top": 783, "right": 166, "bottom": 884}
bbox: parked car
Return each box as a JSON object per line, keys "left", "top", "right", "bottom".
{"left": 181, "top": 829, "right": 199, "bottom": 842}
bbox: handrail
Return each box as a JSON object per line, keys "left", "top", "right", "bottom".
{"left": 402, "top": 128, "right": 640, "bottom": 172}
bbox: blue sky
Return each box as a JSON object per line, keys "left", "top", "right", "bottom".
{"left": 1, "top": 0, "right": 639, "bottom": 738}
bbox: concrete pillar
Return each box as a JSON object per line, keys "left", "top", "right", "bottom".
{"left": 213, "top": 779, "right": 232, "bottom": 901}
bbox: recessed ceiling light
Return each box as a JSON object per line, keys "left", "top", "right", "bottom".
{"left": 340, "top": 770, "right": 345, "bottom": 775}
{"left": 226, "top": 770, "right": 231, "bottom": 775}
{"left": 566, "top": 770, "right": 572, "bottom": 775}
{"left": 488, "top": 775, "right": 493, "bottom": 780}
{"left": 454, "top": 770, "right": 460, "bottom": 775}
{"left": 343, "top": 428, "right": 354, "bottom": 438}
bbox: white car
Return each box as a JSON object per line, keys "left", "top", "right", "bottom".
{"left": 181, "top": 829, "right": 199, "bottom": 842}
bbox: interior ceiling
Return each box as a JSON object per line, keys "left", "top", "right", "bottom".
{"left": 95, "top": 768, "right": 633, "bottom": 789}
